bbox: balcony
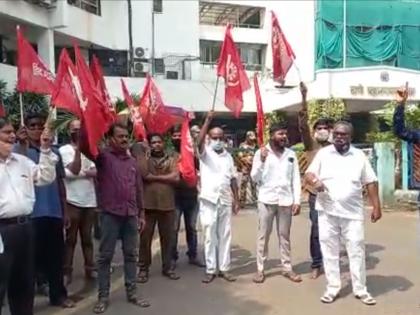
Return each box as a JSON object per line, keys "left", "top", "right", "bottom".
{"left": 67, "top": 0, "right": 101, "bottom": 15}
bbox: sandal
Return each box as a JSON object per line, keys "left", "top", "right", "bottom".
{"left": 127, "top": 296, "right": 150, "bottom": 308}
{"left": 202, "top": 273, "right": 216, "bottom": 284}
{"left": 137, "top": 270, "right": 149, "bottom": 283}
{"left": 280, "top": 271, "right": 302, "bottom": 283}
{"left": 218, "top": 272, "right": 237, "bottom": 282}
{"left": 162, "top": 270, "right": 180, "bottom": 280}
{"left": 252, "top": 272, "right": 265, "bottom": 284}
{"left": 356, "top": 293, "right": 376, "bottom": 306}
{"left": 310, "top": 268, "right": 322, "bottom": 280}
{"left": 320, "top": 292, "right": 338, "bottom": 304}
{"left": 93, "top": 299, "right": 109, "bottom": 314}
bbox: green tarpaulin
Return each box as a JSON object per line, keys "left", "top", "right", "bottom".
{"left": 316, "top": 0, "right": 420, "bottom": 70}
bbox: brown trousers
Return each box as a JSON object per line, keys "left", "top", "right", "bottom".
{"left": 63, "top": 203, "right": 96, "bottom": 275}
{"left": 138, "top": 210, "right": 175, "bottom": 273}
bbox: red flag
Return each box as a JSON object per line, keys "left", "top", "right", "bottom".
{"left": 51, "top": 49, "right": 83, "bottom": 118}
{"left": 90, "top": 55, "right": 117, "bottom": 125}
{"left": 139, "top": 74, "right": 175, "bottom": 134}
{"left": 121, "top": 79, "right": 147, "bottom": 141}
{"left": 271, "top": 11, "right": 296, "bottom": 84}
{"left": 16, "top": 26, "right": 55, "bottom": 94}
{"left": 217, "top": 24, "right": 250, "bottom": 118}
{"left": 253, "top": 74, "right": 265, "bottom": 147}
{"left": 74, "top": 44, "right": 109, "bottom": 158}
{"left": 0, "top": 98, "right": 6, "bottom": 118}
{"left": 178, "top": 117, "right": 197, "bottom": 187}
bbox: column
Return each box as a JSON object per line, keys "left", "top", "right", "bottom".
{"left": 374, "top": 142, "right": 395, "bottom": 206}
{"left": 37, "top": 28, "right": 55, "bottom": 72}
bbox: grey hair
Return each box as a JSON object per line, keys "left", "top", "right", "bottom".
{"left": 334, "top": 120, "right": 354, "bottom": 136}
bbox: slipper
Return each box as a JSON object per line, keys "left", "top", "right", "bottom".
{"left": 218, "top": 272, "right": 237, "bottom": 282}
{"left": 93, "top": 299, "right": 109, "bottom": 314}
{"left": 202, "top": 273, "right": 216, "bottom": 284}
{"left": 252, "top": 272, "right": 265, "bottom": 284}
{"left": 356, "top": 293, "right": 376, "bottom": 306}
{"left": 162, "top": 271, "right": 180, "bottom": 280}
{"left": 137, "top": 270, "right": 149, "bottom": 283}
{"left": 127, "top": 296, "right": 150, "bottom": 308}
{"left": 320, "top": 292, "right": 338, "bottom": 304}
{"left": 280, "top": 271, "right": 302, "bottom": 283}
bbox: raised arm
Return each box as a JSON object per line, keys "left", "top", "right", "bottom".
{"left": 198, "top": 110, "right": 214, "bottom": 155}
{"left": 297, "top": 82, "right": 314, "bottom": 151}
{"left": 393, "top": 94, "right": 420, "bottom": 143}
{"left": 33, "top": 129, "right": 59, "bottom": 186}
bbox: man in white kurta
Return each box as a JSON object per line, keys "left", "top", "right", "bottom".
{"left": 306, "top": 121, "right": 381, "bottom": 305}
{"left": 197, "top": 111, "right": 240, "bottom": 284}
{"left": 251, "top": 123, "right": 302, "bottom": 283}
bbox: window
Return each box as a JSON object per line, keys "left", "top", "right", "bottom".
{"left": 153, "top": 0, "right": 163, "bottom": 13}
{"left": 200, "top": 40, "right": 264, "bottom": 70}
{"left": 88, "top": 49, "right": 128, "bottom": 77}
{"left": 68, "top": 0, "right": 101, "bottom": 16}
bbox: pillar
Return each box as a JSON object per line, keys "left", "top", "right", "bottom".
{"left": 374, "top": 142, "right": 395, "bottom": 206}
{"left": 37, "top": 28, "right": 55, "bottom": 72}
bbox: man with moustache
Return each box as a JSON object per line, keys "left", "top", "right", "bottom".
{"left": 305, "top": 121, "right": 381, "bottom": 305}
{"left": 251, "top": 123, "right": 302, "bottom": 284}
{"left": 92, "top": 123, "right": 149, "bottom": 314}
{"left": 197, "top": 111, "right": 240, "bottom": 284}
{"left": 0, "top": 117, "right": 57, "bottom": 315}
{"left": 137, "top": 133, "right": 181, "bottom": 282}
{"left": 298, "top": 82, "right": 334, "bottom": 279}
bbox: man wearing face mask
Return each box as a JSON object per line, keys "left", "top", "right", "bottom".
{"left": 197, "top": 111, "right": 240, "bottom": 284}
{"left": 14, "top": 112, "right": 74, "bottom": 308}
{"left": 137, "top": 133, "right": 181, "bottom": 283}
{"left": 251, "top": 123, "right": 302, "bottom": 284}
{"left": 0, "top": 117, "right": 57, "bottom": 315}
{"left": 169, "top": 125, "right": 204, "bottom": 270}
{"left": 298, "top": 82, "right": 333, "bottom": 279}
{"left": 60, "top": 119, "right": 97, "bottom": 285}
{"left": 305, "top": 121, "right": 381, "bottom": 305}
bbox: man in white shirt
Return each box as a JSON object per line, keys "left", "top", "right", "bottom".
{"left": 251, "top": 123, "right": 302, "bottom": 284}
{"left": 60, "top": 119, "right": 98, "bottom": 284}
{"left": 197, "top": 111, "right": 240, "bottom": 284}
{"left": 305, "top": 121, "right": 381, "bottom": 305}
{"left": 0, "top": 117, "right": 57, "bottom": 315}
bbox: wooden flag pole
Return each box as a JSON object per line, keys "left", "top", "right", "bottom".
{"left": 211, "top": 76, "right": 220, "bottom": 111}
{"left": 19, "top": 93, "right": 24, "bottom": 126}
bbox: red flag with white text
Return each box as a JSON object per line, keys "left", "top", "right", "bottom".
{"left": 139, "top": 74, "right": 175, "bottom": 134}
{"left": 271, "top": 11, "right": 296, "bottom": 84}
{"left": 51, "top": 49, "right": 83, "bottom": 118}
{"left": 121, "top": 79, "right": 147, "bottom": 141}
{"left": 178, "top": 117, "right": 197, "bottom": 187}
{"left": 253, "top": 75, "right": 265, "bottom": 146}
{"left": 16, "top": 26, "right": 55, "bottom": 94}
{"left": 74, "top": 44, "right": 109, "bottom": 158}
{"left": 216, "top": 24, "right": 250, "bottom": 118}
{"left": 90, "top": 55, "right": 117, "bottom": 125}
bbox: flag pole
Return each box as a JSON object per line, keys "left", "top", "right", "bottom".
{"left": 19, "top": 93, "right": 24, "bottom": 126}
{"left": 211, "top": 76, "right": 220, "bottom": 111}
{"left": 293, "top": 61, "right": 302, "bottom": 82}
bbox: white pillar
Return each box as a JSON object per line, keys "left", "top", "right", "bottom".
{"left": 37, "top": 28, "right": 55, "bottom": 72}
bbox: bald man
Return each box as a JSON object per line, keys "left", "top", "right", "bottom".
{"left": 197, "top": 111, "right": 240, "bottom": 284}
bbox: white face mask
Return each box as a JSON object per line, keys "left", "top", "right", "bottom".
{"left": 210, "top": 139, "right": 224, "bottom": 151}
{"left": 314, "top": 129, "right": 330, "bottom": 143}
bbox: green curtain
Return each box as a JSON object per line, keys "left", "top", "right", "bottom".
{"left": 316, "top": 0, "right": 420, "bottom": 70}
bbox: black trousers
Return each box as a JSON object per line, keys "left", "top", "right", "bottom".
{"left": 33, "top": 217, "right": 68, "bottom": 305}
{"left": 0, "top": 221, "right": 34, "bottom": 315}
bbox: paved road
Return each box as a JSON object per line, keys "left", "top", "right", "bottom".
{"left": 8, "top": 208, "right": 420, "bottom": 315}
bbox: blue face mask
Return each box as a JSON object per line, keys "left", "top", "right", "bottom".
{"left": 210, "top": 139, "right": 224, "bottom": 151}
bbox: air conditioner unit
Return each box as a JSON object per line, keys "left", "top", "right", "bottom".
{"left": 133, "top": 61, "right": 149, "bottom": 77}
{"left": 134, "top": 47, "right": 145, "bottom": 59}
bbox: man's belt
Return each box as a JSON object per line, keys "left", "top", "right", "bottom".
{"left": 0, "top": 215, "right": 31, "bottom": 225}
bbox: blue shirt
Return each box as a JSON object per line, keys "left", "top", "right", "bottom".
{"left": 393, "top": 104, "right": 420, "bottom": 143}
{"left": 14, "top": 144, "right": 65, "bottom": 218}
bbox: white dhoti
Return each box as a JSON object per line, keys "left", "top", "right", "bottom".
{"left": 199, "top": 199, "right": 232, "bottom": 274}
{"left": 318, "top": 211, "right": 368, "bottom": 297}
{"left": 256, "top": 203, "right": 292, "bottom": 272}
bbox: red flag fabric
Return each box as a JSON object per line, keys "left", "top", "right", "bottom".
{"left": 216, "top": 24, "right": 250, "bottom": 118}
{"left": 121, "top": 79, "right": 147, "bottom": 141}
{"left": 16, "top": 26, "right": 55, "bottom": 94}
{"left": 90, "top": 55, "right": 117, "bottom": 125}
{"left": 0, "top": 98, "right": 6, "bottom": 118}
{"left": 74, "top": 44, "right": 109, "bottom": 158}
{"left": 271, "top": 11, "right": 296, "bottom": 84}
{"left": 51, "top": 49, "right": 83, "bottom": 118}
{"left": 253, "top": 75, "right": 265, "bottom": 147}
{"left": 178, "top": 117, "right": 197, "bottom": 187}
{"left": 139, "top": 74, "right": 175, "bottom": 134}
